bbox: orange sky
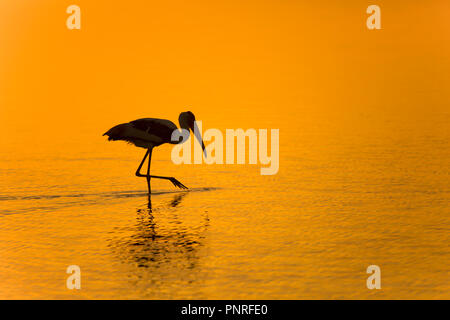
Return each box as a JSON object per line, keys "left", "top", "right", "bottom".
{"left": 0, "top": 1, "right": 449, "bottom": 299}
{"left": 0, "top": 0, "right": 449, "bottom": 139}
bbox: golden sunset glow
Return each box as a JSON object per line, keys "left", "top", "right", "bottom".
{"left": 0, "top": 0, "right": 449, "bottom": 299}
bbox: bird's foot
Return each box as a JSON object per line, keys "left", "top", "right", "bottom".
{"left": 169, "top": 177, "right": 188, "bottom": 189}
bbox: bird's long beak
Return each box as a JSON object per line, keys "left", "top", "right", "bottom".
{"left": 191, "top": 121, "right": 207, "bottom": 158}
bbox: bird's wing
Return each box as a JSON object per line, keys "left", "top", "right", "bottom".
{"left": 103, "top": 122, "right": 163, "bottom": 146}
{"left": 130, "top": 118, "right": 178, "bottom": 144}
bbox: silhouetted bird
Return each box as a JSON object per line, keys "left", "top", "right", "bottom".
{"left": 103, "top": 111, "right": 206, "bottom": 193}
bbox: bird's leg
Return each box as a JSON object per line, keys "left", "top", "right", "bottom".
{"left": 135, "top": 149, "right": 149, "bottom": 178}
{"left": 135, "top": 149, "right": 154, "bottom": 194}
{"left": 146, "top": 148, "right": 152, "bottom": 194}
{"left": 147, "top": 175, "right": 188, "bottom": 190}
{"left": 135, "top": 149, "right": 188, "bottom": 190}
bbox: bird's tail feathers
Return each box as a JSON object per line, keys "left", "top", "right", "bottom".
{"left": 103, "top": 123, "right": 130, "bottom": 141}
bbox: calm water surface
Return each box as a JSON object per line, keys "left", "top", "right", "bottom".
{"left": 0, "top": 110, "right": 448, "bottom": 299}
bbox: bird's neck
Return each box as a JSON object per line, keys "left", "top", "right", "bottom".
{"left": 179, "top": 121, "right": 190, "bottom": 132}
{"left": 175, "top": 121, "right": 191, "bottom": 144}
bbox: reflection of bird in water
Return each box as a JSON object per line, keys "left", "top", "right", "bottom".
{"left": 103, "top": 111, "right": 206, "bottom": 196}
{"left": 169, "top": 193, "right": 186, "bottom": 208}
{"left": 146, "top": 191, "right": 187, "bottom": 211}
{"left": 146, "top": 189, "right": 189, "bottom": 211}
{"left": 109, "top": 193, "right": 209, "bottom": 272}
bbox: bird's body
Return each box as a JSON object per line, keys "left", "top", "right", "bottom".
{"left": 103, "top": 118, "right": 179, "bottom": 149}
{"left": 103, "top": 111, "right": 205, "bottom": 194}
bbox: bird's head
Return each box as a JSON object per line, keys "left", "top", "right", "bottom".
{"left": 179, "top": 111, "right": 196, "bottom": 129}
{"left": 179, "top": 111, "right": 206, "bottom": 157}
